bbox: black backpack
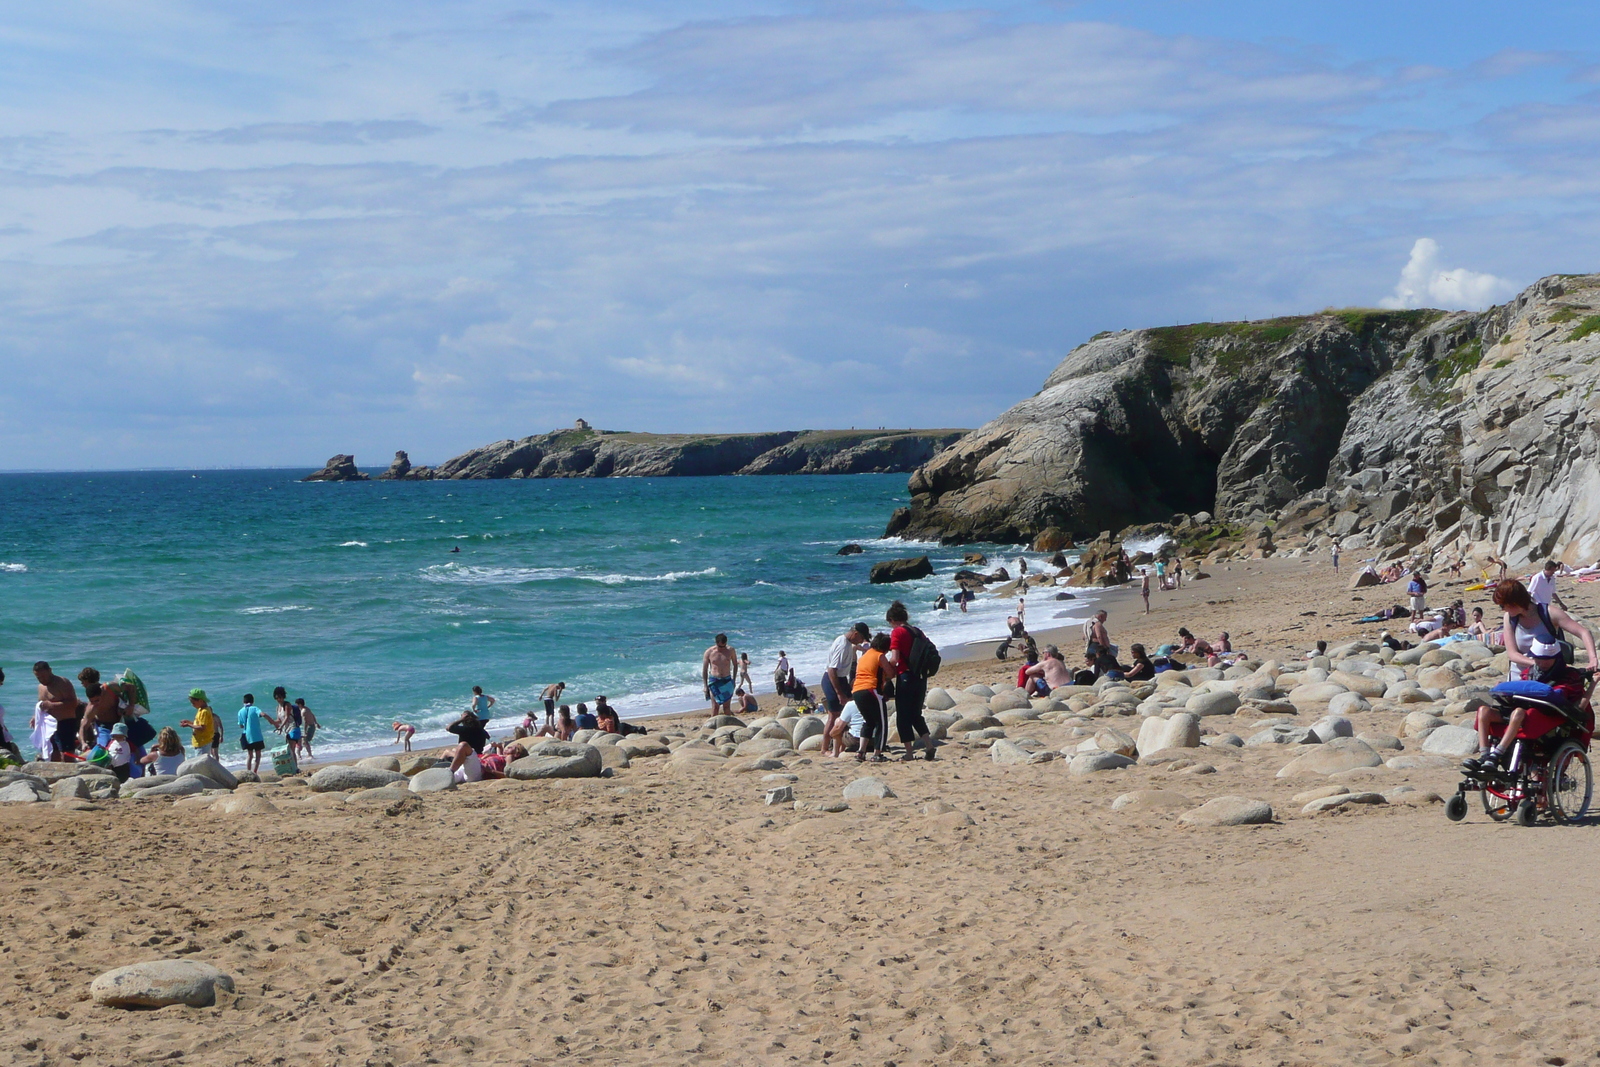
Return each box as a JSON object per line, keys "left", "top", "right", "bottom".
{"left": 907, "top": 626, "right": 942, "bottom": 679}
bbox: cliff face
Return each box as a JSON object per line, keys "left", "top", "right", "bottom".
{"left": 891, "top": 273, "right": 1600, "bottom": 568}
{"left": 430, "top": 428, "right": 969, "bottom": 480}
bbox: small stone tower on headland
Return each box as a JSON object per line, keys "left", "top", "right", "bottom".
{"left": 573, "top": 418, "right": 592, "bottom": 432}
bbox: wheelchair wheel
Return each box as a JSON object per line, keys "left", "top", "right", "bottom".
{"left": 1481, "top": 787, "right": 1515, "bottom": 822}
{"left": 1514, "top": 799, "right": 1538, "bottom": 827}
{"left": 1546, "top": 742, "right": 1593, "bottom": 824}
{"left": 1445, "top": 793, "right": 1468, "bottom": 822}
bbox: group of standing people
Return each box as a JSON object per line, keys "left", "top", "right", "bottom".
{"left": 813, "top": 600, "right": 939, "bottom": 763}
{"left": 0, "top": 662, "right": 318, "bottom": 779}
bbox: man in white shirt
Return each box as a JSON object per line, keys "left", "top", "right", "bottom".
{"left": 1529, "top": 559, "right": 1564, "bottom": 609}
{"left": 822, "top": 623, "right": 870, "bottom": 756}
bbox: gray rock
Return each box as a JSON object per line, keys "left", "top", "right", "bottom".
{"left": 1356, "top": 732, "right": 1404, "bottom": 751}
{"left": 1420, "top": 725, "right": 1480, "bottom": 757}
{"left": 175, "top": 755, "right": 238, "bottom": 790}
{"left": 123, "top": 774, "right": 178, "bottom": 791}
{"left": 764, "top": 786, "right": 795, "bottom": 805}
{"left": 842, "top": 777, "right": 895, "bottom": 800}
{"left": 1326, "top": 691, "right": 1372, "bottom": 717}
{"left": 90, "top": 959, "right": 235, "bottom": 1008}
{"left": 357, "top": 755, "right": 403, "bottom": 772}
{"left": 1302, "top": 791, "right": 1388, "bottom": 814}
{"left": 51, "top": 777, "right": 94, "bottom": 801}
{"left": 1069, "top": 751, "right": 1136, "bottom": 776}
{"left": 408, "top": 768, "right": 457, "bottom": 793}
{"left": 507, "top": 743, "right": 603, "bottom": 780}
{"left": 789, "top": 716, "right": 826, "bottom": 749}
{"left": 0, "top": 779, "right": 48, "bottom": 803}
{"left": 617, "top": 736, "right": 671, "bottom": 758}
{"left": 1276, "top": 737, "right": 1384, "bottom": 778}
{"left": 1137, "top": 714, "right": 1201, "bottom": 754}
{"left": 307, "top": 765, "right": 408, "bottom": 792}
{"left": 1178, "top": 796, "right": 1274, "bottom": 827}
{"left": 134, "top": 774, "right": 212, "bottom": 798}
{"left": 991, "top": 739, "right": 1052, "bottom": 765}
{"left": 20, "top": 761, "right": 114, "bottom": 783}
{"left": 1310, "top": 715, "right": 1355, "bottom": 743}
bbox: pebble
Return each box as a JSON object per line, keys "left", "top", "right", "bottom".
{"left": 764, "top": 786, "right": 795, "bottom": 806}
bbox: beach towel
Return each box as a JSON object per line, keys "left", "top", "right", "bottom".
{"left": 29, "top": 703, "right": 55, "bottom": 760}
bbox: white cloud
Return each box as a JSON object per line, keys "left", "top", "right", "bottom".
{"left": 1380, "top": 238, "right": 1517, "bottom": 311}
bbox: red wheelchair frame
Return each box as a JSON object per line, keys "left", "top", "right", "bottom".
{"left": 1445, "top": 670, "right": 1596, "bottom": 826}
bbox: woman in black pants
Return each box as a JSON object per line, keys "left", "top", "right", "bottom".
{"left": 851, "top": 632, "right": 893, "bottom": 763}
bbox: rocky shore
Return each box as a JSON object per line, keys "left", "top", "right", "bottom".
{"left": 891, "top": 273, "right": 1600, "bottom": 570}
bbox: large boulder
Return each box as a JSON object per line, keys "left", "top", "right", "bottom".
{"left": 1111, "top": 789, "right": 1193, "bottom": 812}
{"left": 175, "top": 755, "right": 238, "bottom": 791}
{"left": 408, "top": 768, "right": 457, "bottom": 793}
{"left": 134, "top": 775, "right": 212, "bottom": 798}
{"left": 1184, "top": 690, "right": 1240, "bottom": 717}
{"left": 1178, "top": 797, "right": 1274, "bottom": 826}
{"left": 1420, "top": 725, "right": 1481, "bottom": 758}
{"left": 1328, "top": 671, "right": 1387, "bottom": 698}
{"left": 869, "top": 556, "right": 934, "bottom": 584}
{"left": 1275, "top": 737, "right": 1384, "bottom": 778}
{"left": 0, "top": 779, "right": 48, "bottom": 803}
{"left": 19, "top": 761, "right": 114, "bottom": 784}
{"left": 1069, "top": 751, "right": 1135, "bottom": 775}
{"left": 90, "top": 960, "right": 235, "bottom": 1008}
{"left": 1136, "top": 714, "right": 1201, "bottom": 755}
{"left": 308, "top": 765, "right": 408, "bottom": 793}
{"left": 843, "top": 777, "right": 895, "bottom": 800}
{"left": 357, "top": 756, "right": 403, "bottom": 773}
{"left": 506, "top": 743, "right": 603, "bottom": 780}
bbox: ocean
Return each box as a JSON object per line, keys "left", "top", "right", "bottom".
{"left": 0, "top": 470, "right": 1099, "bottom": 760}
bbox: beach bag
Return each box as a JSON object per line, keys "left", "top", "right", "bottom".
{"left": 907, "top": 626, "right": 941, "bottom": 679}
{"left": 271, "top": 746, "right": 299, "bottom": 776}
{"left": 1535, "top": 604, "right": 1577, "bottom": 665}
{"left": 125, "top": 715, "right": 156, "bottom": 748}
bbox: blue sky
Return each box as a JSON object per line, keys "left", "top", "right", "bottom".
{"left": 1, "top": 1, "right": 1597, "bottom": 469}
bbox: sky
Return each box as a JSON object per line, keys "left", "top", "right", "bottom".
{"left": 1, "top": 1, "right": 1598, "bottom": 470}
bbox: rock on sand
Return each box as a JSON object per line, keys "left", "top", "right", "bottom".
{"left": 90, "top": 960, "right": 235, "bottom": 1008}
{"left": 1275, "top": 737, "right": 1384, "bottom": 778}
{"left": 507, "top": 743, "right": 603, "bottom": 780}
{"left": 1178, "top": 797, "right": 1274, "bottom": 826}
{"left": 842, "top": 777, "right": 895, "bottom": 800}
{"left": 308, "top": 765, "right": 408, "bottom": 792}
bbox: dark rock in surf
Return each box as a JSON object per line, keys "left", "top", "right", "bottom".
{"left": 870, "top": 556, "right": 934, "bottom": 584}
{"left": 837, "top": 544, "right": 864, "bottom": 555}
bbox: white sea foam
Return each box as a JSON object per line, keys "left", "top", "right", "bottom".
{"left": 338, "top": 541, "right": 368, "bottom": 547}
{"left": 0, "top": 562, "right": 26, "bottom": 573}
{"left": 1122, "top": 534, "right": 1174, "bottom": 556}
{"left": 238, "top": 605, "right": 315, "bottom": 615}
{"left": 420, "top": 563, "right": 718, "bottom": 586}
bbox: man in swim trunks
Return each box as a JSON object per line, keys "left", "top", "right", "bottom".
{"left": 540, "top": 682, "right": 566, "bottom": 729}
{"left": 702, "top": 633, "right": 738, "bottom": 715}
{"left": 33, "top": 662, "right": 80, "bottom": 760}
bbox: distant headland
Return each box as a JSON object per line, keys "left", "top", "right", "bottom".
{"left": 302, "top": 422, "right": 968, "bottom": 482}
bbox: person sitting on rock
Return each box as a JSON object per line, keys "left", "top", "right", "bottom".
{"left": 1026, "top": 646, "right": 1073, "bottom": 693}
{"left": 1123, "top": 644, "right": 1156, "bottom": 682}
{"left": 1072, "top": 652, "right": 1098, "bottom": 688}
{"left": 446, "top": 709, "right": 490, "bottom": 783}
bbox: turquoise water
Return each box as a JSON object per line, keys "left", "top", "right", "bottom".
{"left": 0, "top": 470, "right": 1086, "bottom": 759}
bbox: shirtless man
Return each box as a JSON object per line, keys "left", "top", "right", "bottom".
{"left": 539, "top": 681, "right": 566, "bottom": 729}
{"left": 33, "top": 662, "right": 80, "bottom": 760}
{"left": 79, "top": 677, "right": 123, "bottom": 750}
{"left": 702, "top": 633, "right": 738, "bottom": 715}
{"left": 1083, "top": 611, "right": 1111, "bottom": 658}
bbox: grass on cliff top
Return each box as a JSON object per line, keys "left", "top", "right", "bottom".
{"left": 1147, "top": 317, "right": 1309, "bottom": 370}
{"left": 1571, "top": 315, "right": 1600, "bottom": 342}
{"left": 1146, "top": 308, "right": 1440, "bottom": 373}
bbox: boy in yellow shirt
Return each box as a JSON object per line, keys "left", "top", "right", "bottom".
{"left": 179, "top": 689, "right": 216, "bottom": 756}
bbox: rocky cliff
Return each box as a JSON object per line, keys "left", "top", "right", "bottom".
{"left": 303, "top": 455, "right": 369, "bottom": 482}
{"left": 890, "top": 273, "right": 1600, "bottom": 569}
{"left": 430, "top": 428, "right": 968, "bottom": 480}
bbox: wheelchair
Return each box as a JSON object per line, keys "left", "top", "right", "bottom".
{"left": 1445, "top": 670, "right": 1596, "bottom": 826}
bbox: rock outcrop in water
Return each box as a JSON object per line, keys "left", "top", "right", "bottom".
{"left": 303, "top": 455, "right": 369, "bottom": 482}
{"left": 378, "top": 451, "right": 435, "bottom": 481}
{"left": 431, "top": 427, "right": 967, "bottom": 480}
{"left": 890, "top": 273, "right": 1600, "bottom": 568}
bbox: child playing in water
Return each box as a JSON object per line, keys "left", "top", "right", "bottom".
{"left": 393, "top": 721, "right": 416, "bottom": 751}
{"left": 297, "top": 699, "right": 318, "bottom": 759}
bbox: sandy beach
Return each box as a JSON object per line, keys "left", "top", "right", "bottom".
{"left": 7, "top": 555, "right": 1600, "bottom": 1066}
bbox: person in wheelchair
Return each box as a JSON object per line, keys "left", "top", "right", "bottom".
{"left": 1465, "top": 638, "right": 1587, "bottom": 774}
